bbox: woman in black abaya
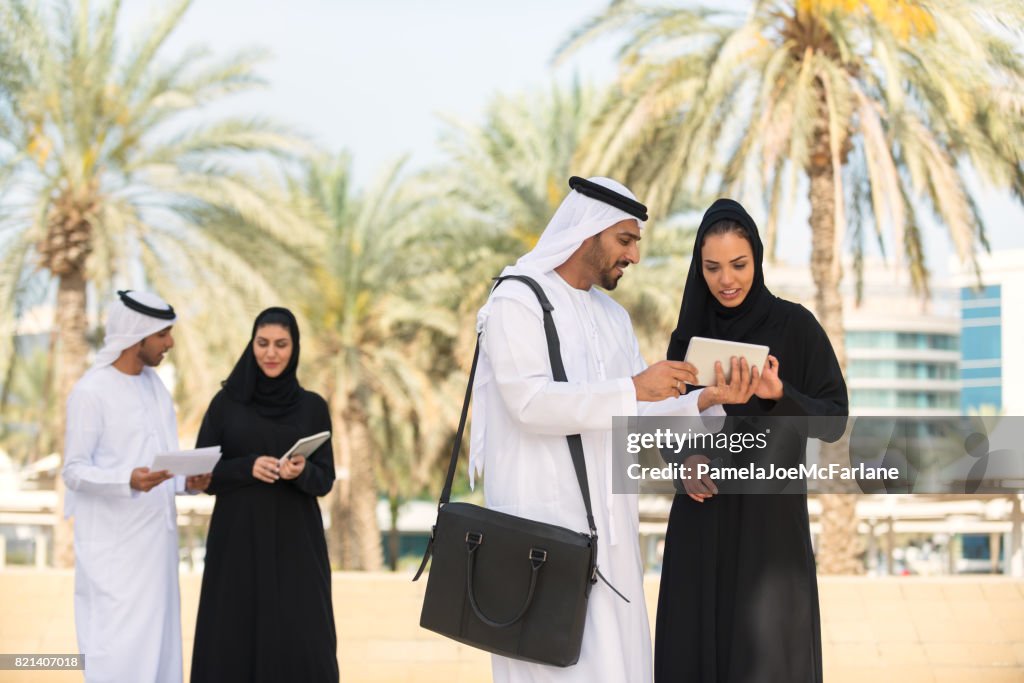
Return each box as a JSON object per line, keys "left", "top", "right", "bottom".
{"left": 192, "top": 307, "right": 338, "bottom": 683}
{"left": 654, "top": 199, "right": 848, "bottom": 683}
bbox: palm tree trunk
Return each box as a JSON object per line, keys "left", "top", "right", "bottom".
{"left": 53, "top": 271, "right": 90, "bottom": 568}
{"left": 807, "top": 100, "right": 862, "bottom": 575}
{"left": 388, "top": 493, "right": 400, "bottom": 572}
{"left": 0, "top": 345, "right": 16, "bottom": 415}
{"left": 348, "top": 401, "right": 383, "bottom": 571}
{"left": 330, "top": 397, "right": 383, "bottom": 570}
{"left": 322, "top": 376, "right": 349, "bottom": 568}
{"left": 328, "top": 408, "right": 354, "bottom": 568}
{"left": 39, "top": 330, "right": 60, "bottom": 461}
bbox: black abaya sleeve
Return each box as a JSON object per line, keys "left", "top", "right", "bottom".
{"left": 206, "top": 454, "right": 261, "bottom": 495}
{"left": 287, "top": 395, "right": 335, "bottom": 497}
{"left": 195, "top": 391, "right": 224, "bottom": 451}
{"left": 755, "top": 306, "right": 849, "bottom": 441}
{"left": 197, "top": 391, "right": 260, "bottom": 496}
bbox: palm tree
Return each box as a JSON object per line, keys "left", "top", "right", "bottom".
{"left": 370, "top": 351, "right": 468, "bottom": 571}
{"left": 433, "top": 81, "right": 692, "bottom": 346}
{"left": 297, "top": 154, "right": 461, "bottom": 570}
{"left": 435, "top": 79, "right": 703, "bottom": 310}
{"left": 433, "top": 81, "right": 609, "bottom": 289}
{"left": 561, "top": 0, "right": 1024, "bottom": 573}
{"left": 0, "top": 0, "right": 313, "bottom": 566}
{"left": 0, "top": 347, "right": 59, "bottom": 468}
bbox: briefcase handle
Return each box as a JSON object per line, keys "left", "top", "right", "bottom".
{"left": 463, "top": 532, "right": 548, "bottom": 628}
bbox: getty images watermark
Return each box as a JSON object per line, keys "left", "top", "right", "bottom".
{"left": 611, "top": 415, "right": 1024, "bottom": 495}
{"left": 625, "top": 427, "right": 899, "bottom": 483}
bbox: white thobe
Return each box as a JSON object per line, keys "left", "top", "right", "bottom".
{"left": 475, "top": 271, "right": 722, "bottom": 683}
{"left": 62, "top": 365, "right": 183, "bottom": 683}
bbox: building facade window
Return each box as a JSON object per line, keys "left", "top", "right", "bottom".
{"left": 847, "top": 331, "right": 959, "bottom": 351}
{"left": 850, "top": 389, "right": 959, "bottom": 410}
{"left": 849, "top": 359, "right": 958, "bottom": 380}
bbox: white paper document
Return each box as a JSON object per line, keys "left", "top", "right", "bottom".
{"left": 151, "top": 446, "right": 221, "bottom": 476}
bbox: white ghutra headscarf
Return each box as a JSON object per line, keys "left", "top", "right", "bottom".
{"left": 92, "top": 291, "right": 177, "bottom": 368}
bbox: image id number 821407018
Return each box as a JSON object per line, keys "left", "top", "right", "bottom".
{"left": 0, "top": 654, "right": 84, "bottom": 670}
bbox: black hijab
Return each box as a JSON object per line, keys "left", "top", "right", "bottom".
{"left": 667, "top": 198, "right": 779, "bottom": 361}
{"left": 223, "top": 307, "right": 304, "bottom": 417}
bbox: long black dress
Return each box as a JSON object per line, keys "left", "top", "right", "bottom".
{"left": 654, "top": 200, "right": 848, "bottom": 683}
{"left": 191, "top": 309, "right": 338, "bottom": 683}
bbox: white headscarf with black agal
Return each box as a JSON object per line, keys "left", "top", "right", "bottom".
{"left": 92, "top": 290, "right": 177, "bottom": 368}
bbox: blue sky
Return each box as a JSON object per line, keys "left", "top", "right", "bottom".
{"left": 120, "top": 0, "right": 1024, "bottom": 272}
{"left": 123, "top": 0, "right": 617, "bottom": 174}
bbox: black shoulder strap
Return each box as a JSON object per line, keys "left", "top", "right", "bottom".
{"left": 436, "top": 274, "right": 597, "bottom": 538}
{"left": 416, "top": 274, "right": 628, "bottom": 601}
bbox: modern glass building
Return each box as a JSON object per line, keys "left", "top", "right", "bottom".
{"left": 771, "top": 249, "right": 1022, "bottom": 417}
{"left": 845, "top": 325, "right": 961, "bottom": 416}
{"left": 955, "top": 249, "right": 1024, "bottom": 415}
{"left": 959, "top": 284, "right": 1002, "bottom": 412}
{"left": 765, "top": 261, "right": 962, "bottom": 417}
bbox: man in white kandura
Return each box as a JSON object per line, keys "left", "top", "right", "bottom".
{"left": 470, "top": 177, "right": 757, "bottom": 682}
{"left": 62, "top": 290, "right": 210, "bottom": 683}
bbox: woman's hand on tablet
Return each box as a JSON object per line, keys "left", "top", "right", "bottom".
{"left": 633, "top": 360, "right": 699, "bottom": 401}
{"left": 279, "top": 454, "right": 306, "bottom": 480}
{"left": 753, "top": 355, "right": 783, "bottom": 400}
{"left": 252, "top": 456, "right": 280, "bottom": 483}
{"left": 702, "top": 356, "right": 759, "bottom": 406}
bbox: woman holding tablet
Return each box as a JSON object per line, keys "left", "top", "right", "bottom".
{"left": 654, "top": 199, "right": 848, "bottom": 683}
{"left": 192, "top": 307, "right": 338, "bottom": 683}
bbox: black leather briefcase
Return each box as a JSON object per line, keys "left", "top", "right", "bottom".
{"left": 413, "top": 274, "right": 623, "bottom": 666}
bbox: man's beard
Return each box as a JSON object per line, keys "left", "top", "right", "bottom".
{"left": 586, "top": 239, "right": 627, "bottom": 290}
{"left": 598, "top": 264, "right": 625, "bottom": 290}
{"left": 138, "top": 347, "right": 164, "bottom": 367}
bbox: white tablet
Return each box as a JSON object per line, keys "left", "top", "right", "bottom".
{"left": 683, "top": 336, "right": 769, "bottom": 386}
{"left": 279, "top": 431, "right": 331, "bottom": 464}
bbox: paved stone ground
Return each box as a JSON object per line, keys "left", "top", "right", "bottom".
{"left": 0, "top": 570, "right": 1022, "bottom": 682}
